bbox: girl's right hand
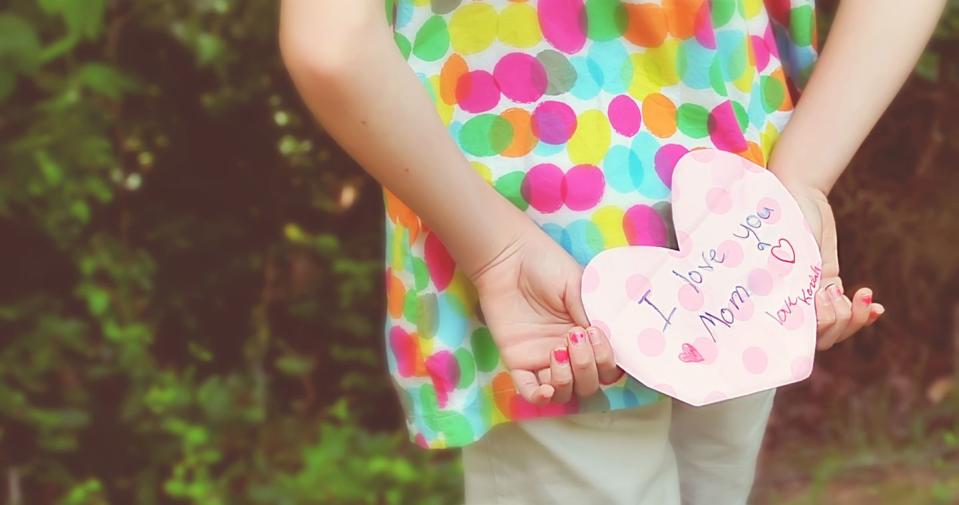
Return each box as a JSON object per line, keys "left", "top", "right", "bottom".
{"left": 469, "top": 222, "right": 622, "bottom": 406}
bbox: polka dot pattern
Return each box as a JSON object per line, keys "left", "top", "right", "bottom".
{"left": 388, "top": 0, "right": 818, "bottom": 448}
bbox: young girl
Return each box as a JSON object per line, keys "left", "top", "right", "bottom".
{"left": 279, "top": 1, "right": 944, "bottom": 503}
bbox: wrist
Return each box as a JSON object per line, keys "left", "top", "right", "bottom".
{"left": 767, "top": 149, "right": 834, "bottom": 197}
{"left": 430, "top": 179, "right": 541, "bottom": 281}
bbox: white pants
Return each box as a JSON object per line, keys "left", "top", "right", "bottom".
{"left": 463, "top": 389, "right": 775, "bottom": 505}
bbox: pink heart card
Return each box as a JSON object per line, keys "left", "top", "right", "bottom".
{"left": 581, "top": 148, "right": 822, "bottom": 406}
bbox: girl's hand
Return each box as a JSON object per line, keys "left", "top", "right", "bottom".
{"left": 784, "top": 183, "right": 885, "bottom": 349}
{"left": 542, "top": 326, "right": 624, "bottom": 405}
{"left": 470, "top": 223, "right": 622, "bottom": 405}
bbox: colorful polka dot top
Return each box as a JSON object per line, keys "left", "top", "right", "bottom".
{"left": 384, "top": 0, "right": 819, "bottom": 449}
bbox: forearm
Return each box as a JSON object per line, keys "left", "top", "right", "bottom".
{"left": 769, "top": 0, "right": 946, "bottom": 193}
{"left": 279, "top": 0, "right": 533, "bottom": 277}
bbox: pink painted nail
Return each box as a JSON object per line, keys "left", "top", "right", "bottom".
{"left": 553, "top": 348, "right": 569, "bottom": 364}
{"left": 862, "top": 293, "right": 873, "bottom": 304}
{"left": 570, "top": 330, "right": 585, "bottom": 344}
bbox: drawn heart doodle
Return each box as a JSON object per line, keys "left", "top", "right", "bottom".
{"left": 770, "top": 238, "right": 796, "bottom": 264}
{"left": 678, "top": 343, "right": 704, "bottom": 363}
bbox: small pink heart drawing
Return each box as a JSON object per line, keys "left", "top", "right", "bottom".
{"left": 770, "top": 238, "right": 796, "bottom": 264}
{"left": 581, "top": 149, "right": 821, "bottom": 406}
{"left": 678, "top": 343, "right": 704, "bottom": 363}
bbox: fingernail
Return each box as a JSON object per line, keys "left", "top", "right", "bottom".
{"left": 586, "top": 327, "right": 600, "bottom": 345}
{"left": 570, "top": 329, "right": 585, "bottom": 344}
{"left": 862, "top": 293, "right": 873, "bottom": 304}
{"left": 823, "top": 283, "right": 837, "bottom": 301}
{"left": 830, "top": 284, "right": 843, "bottom": 299}
{"left": 553, "top": 348, "right": 569, "bottom": 364}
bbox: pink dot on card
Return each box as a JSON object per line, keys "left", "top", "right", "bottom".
{"left": 715, "top": 240, "right": 743, "bottom": 267}
{"left": 689, "top": 148, "right": 716, "bottom": 163}
{"left": 747, "top": 268, "right": 774, "bottom": 296}
{"left": 581, "top": 265, "right": 600, "bottom": 294}
{"left": 670, "top": 231, "right": 693, "bottom": 258}
{"left": 712, "top": 159, "right": 745, "bottom": 187}
{"left": 783, "top": 307, "right": 804, "bottom": 330}
{"left": 791, "top": 355, "right": 813, "bottom": 380}
{"left": 732, "top": 299, "right": 754, "bottom": 321}
{"left": 625, "top": 274, "right": 651, "bottom": 300}
{"left": 592, "top": 319, "right": 611, "bottom": 340}
{"left": 678, "top": 284, "right": 704, "bottom": 311}
{"left": 742, "top": 346, "right": 768, "bottom": 374}
{"left": 706, "top": 188, "right": 733, "bottom": 214}
{"left": 637, "top": 328, "right": 666, "bottom": 357}
{"left": 703, "top": 391, "right": 727, "bottom": 403}
{"left": 757, "top": 197, "right": 781, "bottom": 224}
{"left": 692, "top": 337, "right": 718, "bottom": 364}
{"left": 767, "top": 252, "right": 794, "bottom": 277}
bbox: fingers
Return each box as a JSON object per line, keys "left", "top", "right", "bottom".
{"left": 511, "top": 369, "right": 554, "bottom": 406}
{"left": 834, "top": 288, "right": 873, "bottom": 344}
{"left": 568, "top": 327, "right": 599, "bottom": 397}
{"left": 817, "top": 283, "right": 851, "bottom": 350}
{"left": 817, "top": 196, "right": 841, "bottom": 281}
{"left": 587, "top": 326, "right": 624, "bottom": 385}
{"left": 565, "top": 271, "right": 591, "bottom": 328}
{"left": 866, "top": 303, "right": 885, "bottom": 326}
{"left": 815, "top": 282, "right": 838, "bottom": 348}
{"left": 816, "top": 283, "right": 886, "bottom": 351}
{"left": 549, "top": 347, "right": 574, "bottom": 404}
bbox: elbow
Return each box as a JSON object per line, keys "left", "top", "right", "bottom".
{"left": 280, "top": 30, "right": 353, "bottom": 85}
{"left": 279, "top": 4, "right": 386, "bottom": 85}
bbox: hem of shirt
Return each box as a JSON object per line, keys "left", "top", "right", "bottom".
{"left": 404, "top": 384, "right": 666, "bottom": 450}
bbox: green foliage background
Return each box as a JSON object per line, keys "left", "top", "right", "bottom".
{"left": 0, "top": 1, "right": 957, "bottom": 504}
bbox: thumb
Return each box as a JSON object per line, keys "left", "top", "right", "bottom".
{"left": 817, "top": 198, "right": 841, "bottom": 282}
{"left": 565, "top": 266, "right": 591, "bottom": 328}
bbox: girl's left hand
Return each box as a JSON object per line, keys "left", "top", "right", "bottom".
{"left": 784, "top": 183, "right": 885, "bottom": 350}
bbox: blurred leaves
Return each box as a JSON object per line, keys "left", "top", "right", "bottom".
{"left": 0, "top": 0, "right": 454, "bottom": 503}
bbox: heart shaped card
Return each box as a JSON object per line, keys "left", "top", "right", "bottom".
{"left": 581, "top": 148, "right": 822, "bottom": 406}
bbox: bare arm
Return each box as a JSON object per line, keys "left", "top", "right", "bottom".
{"left": 279, "top": 0, "right": 532, "bottom": 279}
{"left": 279, "top": 0, "right": 620, "bottom": 403}
{"left": 768, "top": 0, "right": 946, "bottom": 348}
{"left": 769, "top": 0, "right": 947, "bottom": 192}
